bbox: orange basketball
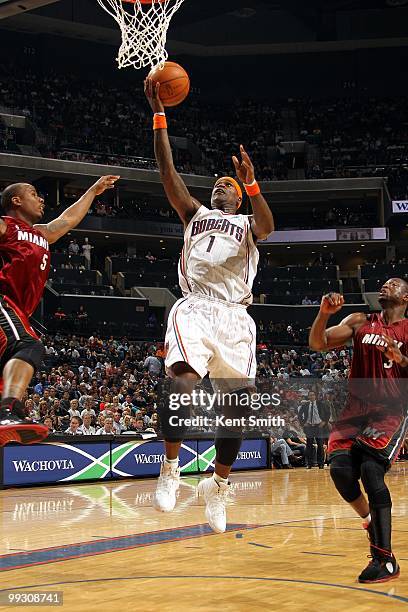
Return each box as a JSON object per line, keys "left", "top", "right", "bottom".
{"left": 148, "top": 61, "right": 190, "bottom": 107}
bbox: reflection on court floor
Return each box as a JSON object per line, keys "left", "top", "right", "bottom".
{"left": 0, "top": 468, "right": 407, "bottom": 610}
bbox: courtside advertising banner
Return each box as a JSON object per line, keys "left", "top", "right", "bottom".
{"left": 197, "top": 439, "right": 268, "bottom": 472}
{"left": 111, "top": 440, "right": 199, "bottom": 477}
{"left": 392, "top": 200, "right": 408, "bottom": 213}
{"left": 3, "top": 442, "right": 111, "bottom": 486}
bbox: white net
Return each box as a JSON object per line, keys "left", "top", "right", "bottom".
{"left": 96, "top": 0, "right": 185, "bottom": 71}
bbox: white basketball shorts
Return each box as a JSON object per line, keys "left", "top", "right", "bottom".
{"left": 165, "top": 294, "right": 257, "bottom": 385}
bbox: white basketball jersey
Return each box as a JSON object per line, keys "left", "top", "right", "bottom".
{"left": 178, "top": 206, "right": 259, "bottom": 305}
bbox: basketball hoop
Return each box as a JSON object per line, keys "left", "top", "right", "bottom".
{"left": 96, "top": 0, "right": 185, "bottom": 71}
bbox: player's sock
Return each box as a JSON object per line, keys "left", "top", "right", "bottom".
{"left": 164, "top": 456, "right": 179, "bottom": 467}
{"left": 0, "top": 397, "right": 25, "bottom": 420}
{"left": 213, "top": 473, "right": 229, "bottom": 486}
{"left": 362, "top": 513, "right": 376, "bottom": 557}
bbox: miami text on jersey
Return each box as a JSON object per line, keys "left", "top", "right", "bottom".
{"left": 17, "top": 230, "right": 49, "bottom": 251}
{"left": 362, "top": 333, "right": 403, "bottom": 349}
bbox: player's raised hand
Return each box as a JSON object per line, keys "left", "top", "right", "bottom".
{"left": 232, "top": 145, "right": 256, "bottom": 185}
{"left": 144, "top": 78, "right": 165, "bottom": 114}
{"left": 90, "top": 175, "right": 120, "bottom": 196}
{"left": 376, "top": 333, "right": 404, "bottom": 364}
{"left": 320, "top": 293, "right": 345, "bottom": 315}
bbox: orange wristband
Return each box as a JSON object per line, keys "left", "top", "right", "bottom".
{"left": 244, "top": 180, "right": 261, "bottom": 197}
{"left": 153, "top": 113, "right": 167, "bottom": 130}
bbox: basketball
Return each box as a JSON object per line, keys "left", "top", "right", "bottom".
{"left": 148, "top": 61, "right": 190, "bottom": 107}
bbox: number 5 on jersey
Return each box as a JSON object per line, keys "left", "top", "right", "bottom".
{"left": 40, "top": 254, "right": 48, "bottom": 271}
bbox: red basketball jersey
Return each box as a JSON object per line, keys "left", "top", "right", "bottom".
{"left": 350, "top": 313, "right": 408, "bottom": 396}
{"left": 0, "top": 216, "right": 51, "bottom": 318}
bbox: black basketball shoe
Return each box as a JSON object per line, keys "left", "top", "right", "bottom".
{"left": 358, "top": 552, "right": 400, "bottom": 584}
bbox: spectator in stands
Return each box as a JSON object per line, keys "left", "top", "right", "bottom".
{"left": 68, "top": 399, "right": 81, "bottom": 419}
{"left": 149, "top": 412, "right": 159, "bottom": 431}
{"left": 97, "top": 414, "right": 106, "bottom": 429}
{"left": 79, "top": 413, "right": 96, "bottom": 435}
{"left": 144, "top": 350, "right": 162, "bottom": 377}
{"left": 77, "top": 305, "right": 89, "bottom": 331}
{"left": 44, "top": 342, "right": 58, "bottom": 357}
{"left": 68, "top": 239, "right": 80, "bottom": 255}
{"left": 270, "top": 436, "right": 295, "bottom": 469}
{"left": 24, "top": 398, "right": 36, "bottom": 420}
{"left": 283, "top": 430, "right": 307, "bottom": 463}
{"left": 77, "top": 305, "right": 88, "bottom": 321}
{"left": 96, "top": 416, "right": 115, "bottom": 435}
{"left": 120, "top": 414, "right": 132, "bottom": 431}
{"left": 132, "top": 416, "right": 145, "bottom": 432}
{"left": 80, "top": 398, "right": 96, "bottom": 421}
{"left": 313, "top": 253, "right": 325, "bottom": 266}
{"left": 43, "top": 417, "right": 56, "bottom": 434}
{"left": 82, "top": 237, "right": 93, "bottom": 270}
{"left": 112, "top": 396, "right": 123, "bottom": 411}
{"left": 113, "top": 411, "right": 125, "bottom": 434}
{"left": 122, "top": 394, "right": 135, "bottom": 412}
{"left": 54, "top": 307, "right": 67, "bottom": 321}
{"left": 53, "top": 398, "right": 69, "bottom": 428}
{"left": 65, "top": 416, "right": 83, "bottom": 435}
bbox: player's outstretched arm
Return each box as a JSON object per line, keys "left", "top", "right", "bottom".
{"left": 232, "top": 145, "right": 274, "bottom": 240}
{"left": 309, "top": 293, "right": 366, "bottom": 351}
{"left": 144, "top": 79, "right": 200, "bottom": 228}
{"left": 34, "top": 176, "right": 119, "bottom": 244}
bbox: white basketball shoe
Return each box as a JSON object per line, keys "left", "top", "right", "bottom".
{"left": 197, "top": 476, "right": 229, "bottom": 533}
{"left": 153, "top": 461, "right": 180, "bottom": 512}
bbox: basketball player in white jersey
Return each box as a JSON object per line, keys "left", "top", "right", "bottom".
{"left": 145, "top": 79, "right": 274, "bottom": 532}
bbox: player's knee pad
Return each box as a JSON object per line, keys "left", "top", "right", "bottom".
{"left": 360, "top": 457, "right": 391, "bottom": 509}
{"left": 330, "top": 454, "right": 362, "bottom": 503}
{"left": 217, "top": 386, "right": 253, "bottom": 429}
{"left": 158, "top": 400, "right": 190, "bottom": 442}
{"left": 215, "top": 436, "right": 243, "bottom": 467}
{"left": 13, "top": 340, "right": 44, "bottom": 373}
{"left": 213, "top": 387, "right": 250, "bottom": 465}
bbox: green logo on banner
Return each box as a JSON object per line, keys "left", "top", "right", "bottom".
{"left": 54, "top": 441, "right": 215, "bottom": 481}
{"left": 197, "top": 445, "right": 216, "bottom": 472}
{"left": 54, "top": 444, "right": 111, "bottom": 482}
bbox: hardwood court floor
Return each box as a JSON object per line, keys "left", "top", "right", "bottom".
{"left": 0, "top": 466, "right": 407, "bottom": 611}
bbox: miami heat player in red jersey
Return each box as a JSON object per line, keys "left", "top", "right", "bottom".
{"left": 0, "top": 176, "right": 119, "bottom": 446}
{"left": 309, "top": 278, "right": 408, "bottom": 584}
{"left": 0, "top": 217, "right": 51, "bottom": 321}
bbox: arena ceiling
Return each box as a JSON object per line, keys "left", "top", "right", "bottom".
{"left": 0, "top": 0, "right": 407, "bottom": 48}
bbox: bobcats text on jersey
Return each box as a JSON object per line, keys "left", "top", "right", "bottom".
{"left": 180, "top": 206, "right": 259, "bottom": 305}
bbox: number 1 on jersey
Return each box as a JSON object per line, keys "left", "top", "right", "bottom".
{"left": 207, "top": 236, "right": 215, "bottom": 253}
